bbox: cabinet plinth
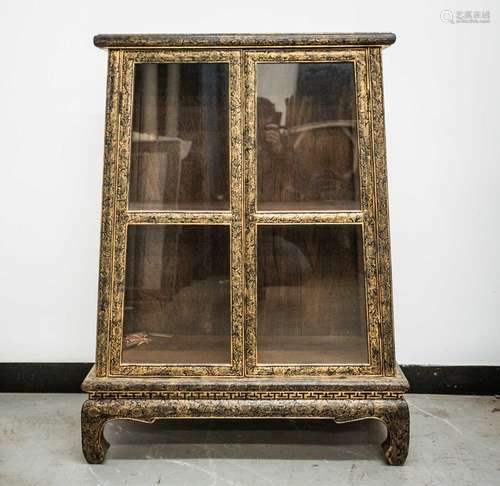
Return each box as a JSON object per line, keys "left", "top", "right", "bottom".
{"left": 83, "top": 32, "right": 409, "bottom": 465}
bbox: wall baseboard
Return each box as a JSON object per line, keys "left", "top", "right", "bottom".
{"left": 0, "top": 363, "right": 498, "bottom": 395}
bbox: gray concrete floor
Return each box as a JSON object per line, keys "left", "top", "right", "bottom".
{"left": 0, "top": 394, "right": 499, "bottom": 485}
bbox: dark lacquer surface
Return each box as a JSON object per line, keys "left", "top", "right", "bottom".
{"left": 94, "top": 33, "right": 396, "bottom": 49}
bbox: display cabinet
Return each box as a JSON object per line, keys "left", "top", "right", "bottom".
{"left": 82, "top": 33, "right": 409, "bottom": 465}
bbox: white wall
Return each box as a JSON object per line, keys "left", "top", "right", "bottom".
{"left": 1, "top": 0, "right": 499, "bottom": 365}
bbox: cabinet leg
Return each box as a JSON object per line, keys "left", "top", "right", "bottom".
{"left": 377, "top": 399, "right": 410, "bottom": 465}
{"left": 81, "top": 400, "right": 110, "bottom": 464}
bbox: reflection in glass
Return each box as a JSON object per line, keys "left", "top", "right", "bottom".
{"left": 257, "top": 225, "right": 367, "bottom": 364}
{"left": 122, "top": 225, "right": 231, "bottom": 364}
{"left": 257, "top": 63, "right": 359, "bottom": 211}
{"left": 129, "top": 63, "right": 229, "bottom": 211}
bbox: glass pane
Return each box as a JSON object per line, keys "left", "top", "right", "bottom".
{"left": 257, "top": 225, "right": 367, "bottom": 365}
{"left": 257, "top": 63, "right": 359, "bottom": 211}
{"left": 129, "top": 63, "right": 229, "bottom": 211}
{"left": 122, "top": 225, "right": 231, "bottom": 365}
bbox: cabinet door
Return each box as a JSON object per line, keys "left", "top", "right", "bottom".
{"left": 103, "top": 50, "right": 243, "bottom": 376}
{"left": 244, "top": 49, "right": 389, "bottom": 376}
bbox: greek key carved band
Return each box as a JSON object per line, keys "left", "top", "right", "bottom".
{"left": 88, "top": 390, "right": 403, "bottom": 400}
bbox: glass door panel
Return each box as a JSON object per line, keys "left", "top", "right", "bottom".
{"left": 122, "top": 225, "right": 231, "bottom": 365}
{"left": 257, "top": 63, "right": 359, "bottom": 211}
{"left": 129, "top": 63, "right": 230, "bottom": 211}
{"left": 257, "top": 224, "right": 367, "bottom": 365}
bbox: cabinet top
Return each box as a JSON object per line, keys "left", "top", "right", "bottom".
{"left": 94, "top": 33, "right": 396, "bottom": 49}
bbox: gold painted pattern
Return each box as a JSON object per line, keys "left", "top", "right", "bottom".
{"left": 251, "top": 212, "right": 364, "bottom": 224}
{"left": 95, "top": 50, "right": 121, "bottom": 377}
{"left": 126, "top": 212, "right": 233, "bottom": 225}
{"left": 368, "top": 48, "right": 395, "bottom": 376}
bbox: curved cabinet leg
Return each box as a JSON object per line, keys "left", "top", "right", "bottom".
{"left": 81, "top": 400, "right": 110, "bottom": 464}
{"left": 377, "top": 399, "right": 410, "bottom": 465}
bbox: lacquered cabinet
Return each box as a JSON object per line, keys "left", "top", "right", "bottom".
{"left": 82, "top": 33, "right": 409, "bottom": 466}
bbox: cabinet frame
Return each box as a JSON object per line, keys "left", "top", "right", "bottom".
{"left": 94, "top": 46, "right": 395, "bottom": 379}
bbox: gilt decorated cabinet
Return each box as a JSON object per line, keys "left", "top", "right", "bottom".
{"left": 82, "top": 33, "right": 409, "bottom": 465}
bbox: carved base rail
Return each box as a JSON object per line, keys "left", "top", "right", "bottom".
{"left": 81, "top": 396, "right": 409, "bottom": 465}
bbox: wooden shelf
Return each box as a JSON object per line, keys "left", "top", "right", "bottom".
{"left": 122, "top": 335, "right": 230, "bottom": 365}
{"left": 258, "top": 335, "right": 368, "bottom": 365}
